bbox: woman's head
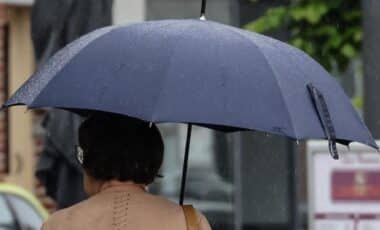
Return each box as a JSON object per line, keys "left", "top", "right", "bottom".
{"left": 78, "top": 113, "right": 164, "bottom": 194}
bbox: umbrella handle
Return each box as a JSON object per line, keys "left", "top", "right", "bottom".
{"left": 307, "top": 83, "right": 339, "bottom": 159}
{"left": 200, "top": 0, "right": 207, "bottom": 20}
{"left": 179, "top": 124, "right": 193, "bottom": 205}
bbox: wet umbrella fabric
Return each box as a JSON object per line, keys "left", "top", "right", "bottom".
{"left": 3, "top": 19, "right": 377, "bottom": 202}
{"left": 5, "top": 19, "right": 376, "bottom": 148}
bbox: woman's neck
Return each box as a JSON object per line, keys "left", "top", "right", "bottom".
{"left": 98, "top": 180, "right": 147, "bottom": 193}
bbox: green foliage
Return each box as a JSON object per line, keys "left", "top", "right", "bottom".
{"left": 245, "top": 7, "right": 288, "bottom": 32}
{"left": 352, "top": 95, "right": 363, "bottom": 110}
{"left": 245, "top": 0, "right": 361, "bottom": 72}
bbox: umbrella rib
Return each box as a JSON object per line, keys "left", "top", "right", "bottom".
{"left": 228, "top": 28, "right": 300, "bottom": 138}
{"left": 150, "top": 23, "right": 195, "bottom": 122}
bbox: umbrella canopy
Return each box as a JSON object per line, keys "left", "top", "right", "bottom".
{"left": 4, "top": 19, "right": 376, "bottom": 149}
{"left": 4, "top": 18, "right": 378, "bottom": 205}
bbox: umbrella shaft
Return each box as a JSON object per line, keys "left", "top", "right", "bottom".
{"left": 179, "top": 124, "right": 193, "bottom": 205}
{"left": 200, "top": 0, "right": 207, "bottom": 17}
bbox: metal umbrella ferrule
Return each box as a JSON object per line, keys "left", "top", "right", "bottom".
{"left": 200, "top": 0, "right": 207, "bottom": 20}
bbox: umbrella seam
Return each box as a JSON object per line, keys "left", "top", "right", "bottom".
{"left": 226, "top": 27, "right": 300, "bottom": 138}
{"left": 150, "top": 22, "right": 197, "bottom": 122}
{"left": 77, "top": 21, "right": 181, "bottom": 118}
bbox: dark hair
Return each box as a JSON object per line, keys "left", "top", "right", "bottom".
{"left": 78, "top": 113, "right": 164, "bottom": 184}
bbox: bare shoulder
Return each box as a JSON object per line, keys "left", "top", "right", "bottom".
{"left": 146, "top": 193, "right": 183, "bottom": 210}
{"left": 182, "top": 204, "right": 212, "bottom": 230}
{"left": 187, "top": 208, "right": 212, "bottom": 230}
{"left": 196, "top": 211, "right": 212, "bottom": 230}
{"left": 145, "top": 194, "right": 212, "bottom": 228}
{"left": 149, "top": 194, "right": 212, "bottom": 229}
{"left": 41, "top": 199, "right": 92, "bottom": 230}
{"left": 41, "top": 208, "right": 69, "bottom": 230}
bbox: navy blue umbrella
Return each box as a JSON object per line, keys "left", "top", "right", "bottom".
{"left": 4, "top": 0, "right": 377, "bottom": 205}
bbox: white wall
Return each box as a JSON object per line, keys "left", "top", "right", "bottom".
{"left": 113, "top": 0, "right": 146, "bottom": 25}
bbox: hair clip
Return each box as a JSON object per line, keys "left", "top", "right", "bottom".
{"left": 76, "top": 145, "right": 84, "bottom": 164}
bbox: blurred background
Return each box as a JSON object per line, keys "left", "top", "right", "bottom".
{"left": 0, "top": 0, "right": 380, "bottom": 230}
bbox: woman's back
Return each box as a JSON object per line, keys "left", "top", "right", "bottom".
{"left": 42, "top": 185, "right": 211, "bottom": 230}
{"left": 42, "top": 114, "right": 211, "bottom": 230}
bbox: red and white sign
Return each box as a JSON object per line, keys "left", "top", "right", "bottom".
{"left": 307, "top": 141, "right": 380, "bottom": 230}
